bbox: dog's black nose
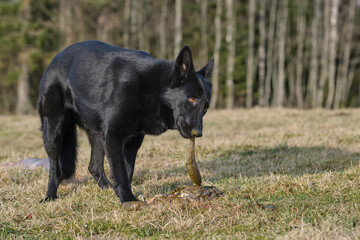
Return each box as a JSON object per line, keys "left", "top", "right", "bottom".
{"left": 191, "top": 129, "right": 202, "bottom": 138}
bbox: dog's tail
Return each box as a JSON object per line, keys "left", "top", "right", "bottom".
{"left": 59, "top": 112, "right": 77, "bottom": 179}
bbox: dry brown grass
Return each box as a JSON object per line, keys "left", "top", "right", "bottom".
{"left": 1, "top": 109, "right": 360, "bottom": 239}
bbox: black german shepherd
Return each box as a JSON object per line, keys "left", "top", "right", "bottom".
{"left": 38, "top": 41, "right": 213, "bottom": 204}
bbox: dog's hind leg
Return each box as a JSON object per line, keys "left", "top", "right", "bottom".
{"left": 42, "top": 116, "right": 62, "bottom": 201}
{"left": 124, "top": 134, "right": 144, "bottom": 183}
{"left": 39, "top": 85, "right": 64, "bottom": 201}
{"left": 87, "top": 130, "right": 112, "bottom": 188}
{"left": 39, "top": 84, "right": 78, "bottom": 201}
{"left": 41, "top": 113, "right": 78, "bottom": 201}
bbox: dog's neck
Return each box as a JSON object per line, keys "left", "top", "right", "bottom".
{"left": 138, "top": 60, "right": 176, "bottom": 135}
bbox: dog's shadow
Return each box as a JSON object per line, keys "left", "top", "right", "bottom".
{"left": 146, "top": 145, "right": 360, "bottom": 185}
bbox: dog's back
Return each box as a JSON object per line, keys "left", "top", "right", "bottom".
{"left": 38, "top": 41, "right": 165, "bottom": 130}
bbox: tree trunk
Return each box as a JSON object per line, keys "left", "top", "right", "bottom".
{"left": 174, "top": 0, "right": 182, "bottom": 57}
{"left": 96, "top": 8, "right": 110, "bottom": 42}
{"left": 264, "top": 0, "right": 277, "bottom": 107}
{"left": 317, "top": 0, "right": 330, "bottom": 108}
{"left": 306, "top": 0, "right": 320, "bottom": 108}
{"left": 258, "top": 0, "right": 266, "bottom": 107}
{"left": 325, "top": 0, "right": 339, "bottom": 109}
{"left": 271, "top": 48, "right": 278, "bottom": 107}
{"left": 74, "top": 1, "right": 85, "bottom": 42}
{"left": 275, "top": 0, "right": 288, "bottom": 107}
{"left": 59, "top": 0, "right": 72, "bottom": 47}
{"left": 334, "top": 0, "right": 356, "bottom": 108}
{"left": 210, "top": 0, "right": 222, "bottom": 110}
{"left": 137, "top": 0, "right": 146, "bottom": 51}
{"left": 17, "top": 57, "right": 32, "bottom": 114}
{"left": 123, "top": 0, "right": 131, "bottom": 48}
{"left": 344, "top": 56, "right": 359, "bottom": 103}
{"left": 159, "top": 0, "right": 168, "bottom": 58}
{"left": 225, "top": 0, "right": 235, "bottom": 109}
{"left": 17, "top": 0, "right": 32, "bottom": 114}
{"left": 143, "top": 1, "right": 151, "bottom": 52}
{"left": 288, "top": 64, "right": 296, "bottom": 107}
{"left": 246, "top": 0, "right": 255, "bottom": 108}
{"left": 295, "top": 1, "right": 305, "bottom": 108}
{"left": 130, "top": 0, "right": 138, "bottom": 49}
{"left": 200, "top": 0, "right": 208, "bottom": 66}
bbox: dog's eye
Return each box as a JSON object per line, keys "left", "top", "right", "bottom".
{"left": 188, "top": 97, "right": 196, "bottom": 104}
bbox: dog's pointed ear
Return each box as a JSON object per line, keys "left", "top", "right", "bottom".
{"left": 174, "top": 45, "right": 195, "bottom": 79}
{"left": 198, "top": 58, "right": 214, "bottom": 81}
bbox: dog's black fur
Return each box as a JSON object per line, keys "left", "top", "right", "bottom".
{"left": 38, "top": 41, "right": 213, "bottom": 203}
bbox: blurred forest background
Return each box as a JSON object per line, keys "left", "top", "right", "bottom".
{"left": 0, "top": 0, "right": 359, "bottom": 114}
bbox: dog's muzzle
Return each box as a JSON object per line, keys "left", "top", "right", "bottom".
{"left": 191, "top": 129, "right": 202, "bottom": 138}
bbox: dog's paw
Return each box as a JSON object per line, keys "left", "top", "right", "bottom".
{"left": 97, "top": 178, "right": 112, "bottom": 189}
{"left": 40, "top": 195, "right": 57, "bottom": 203}
{"left": 122, "top": 201, "right": 149, "bottom": 211}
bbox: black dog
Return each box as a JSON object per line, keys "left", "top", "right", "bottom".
{"left": 38, "top": 41, "right": 213, "bottom": 204}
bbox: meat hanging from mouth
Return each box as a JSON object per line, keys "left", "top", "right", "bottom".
{"left": 123, "top": 137, "right": 224, "bottom": 209}
{"left": 186, "top": 137, "right": 202, "bottom": 186}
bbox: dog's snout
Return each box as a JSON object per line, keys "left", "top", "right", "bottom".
{"left": 191, "top": 129, "right": 202, "bottom": 138}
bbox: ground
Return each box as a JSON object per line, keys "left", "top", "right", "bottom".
{"left": 0, "top": 109, "right": 359, "bottom": 239}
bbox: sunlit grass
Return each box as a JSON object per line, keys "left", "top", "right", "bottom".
{"left": 1, "top": 109, "right": 360, "bottom": 239}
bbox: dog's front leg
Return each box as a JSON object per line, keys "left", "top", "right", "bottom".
{"left": 124, "top": 134, "right": 144, "bottom": 182}
{"left": 103, "top": 132, "right": 137, "bottom": 203}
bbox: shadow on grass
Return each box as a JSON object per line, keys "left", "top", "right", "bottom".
{"left": 204, "top": 145, "right": 360, "bottom": 180}
{"left": 156, "top": 145, "right": 360, "bottom": 185}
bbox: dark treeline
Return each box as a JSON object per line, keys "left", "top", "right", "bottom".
{"left": 0, "top": 0, "right": 359, "bottom": 114}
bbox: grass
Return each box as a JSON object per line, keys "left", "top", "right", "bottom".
{"left": 0, "top": 109, "right": 360, "bottom": 239}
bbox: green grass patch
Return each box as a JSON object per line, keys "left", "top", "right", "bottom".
{"left": 0, "top": 109, "right": 360, "bottom": 239}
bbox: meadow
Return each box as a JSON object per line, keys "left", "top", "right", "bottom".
{"left": 0, "top": 109, "right": 359, "bottom": 239}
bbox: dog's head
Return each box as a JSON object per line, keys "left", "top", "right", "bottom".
{"left": 161, "top": 45, "right": 214, "bottom": 139}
